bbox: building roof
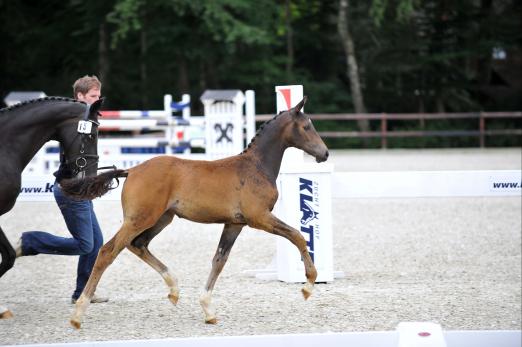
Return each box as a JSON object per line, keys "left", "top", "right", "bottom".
{"left": 200, "top": 90, "right": 243, "bottom": 102}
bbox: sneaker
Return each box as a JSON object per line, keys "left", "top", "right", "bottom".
{"left": 14, "top": 238, "right": 23, "bottom": 258}
{"left": 71, "top": 295, "right": 109, "bottom": 304}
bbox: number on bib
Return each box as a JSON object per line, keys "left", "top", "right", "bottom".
{"left": 77, "top": 120, "right": 93, "bottom": 134}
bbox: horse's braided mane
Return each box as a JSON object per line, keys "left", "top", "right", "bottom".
{"left": 0, "top": 96, "right": 82, "bottom": 114}
{"left": 241, "top": 110, "right": 286, "bottom": 154}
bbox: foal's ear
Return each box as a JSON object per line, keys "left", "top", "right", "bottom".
{"left": 292, "top": 96, "right": 308, "bottom": 115}
{"left": 88, "top": 97, "right": 104, "bottom": 120}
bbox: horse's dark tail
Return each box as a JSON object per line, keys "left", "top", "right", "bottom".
{"left": 61, "top": 169, "right": 128, "bottom": 200}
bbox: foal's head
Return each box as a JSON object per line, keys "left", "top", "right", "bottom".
{"left": 282, "top": 97, "right": 329, "bottom": 163}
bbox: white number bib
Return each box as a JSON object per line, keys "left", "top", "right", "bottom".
{"left": 77, "top": 120, "right": 93, "bottom": 134}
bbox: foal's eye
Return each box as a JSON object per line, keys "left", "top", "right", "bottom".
{"left": 303, "top": 124, "right": 311, "bottom": 131}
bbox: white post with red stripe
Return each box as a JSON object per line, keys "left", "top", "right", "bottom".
{"left": 272, "top": 85, "right": 337, "bottom": 283}
{"left": 275, "top": 85, "right": 305, "bottom": 167}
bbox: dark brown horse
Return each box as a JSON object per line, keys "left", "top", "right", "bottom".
{"left": 0, "top": 97, "right": 103, "bottom": 319}
{"left": 62, "top": 97, "right": 329, "bottom": 328}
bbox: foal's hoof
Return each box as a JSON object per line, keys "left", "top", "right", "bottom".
{"left": 70, "top": 319, "right": 81, "bottom": 330}
{"left": 0, "top": 310, "right": 13, "bottom": 319}
{"left": 168, "top": 293, "right": 179, "bottom": 305}
{"left": 301, "top": 282, "right": 313, "bottom": 300}
{"left": 205, "top": 317, "right": 217, "bottom": 324}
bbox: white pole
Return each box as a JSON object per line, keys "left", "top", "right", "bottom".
{"left": 181, "top": 94, "right": 191, "bottom": 154}
{"left": 163, "top": 94, "right": 173, "bottom": 154}
{"left": 245, "top": 90, "right": 256, "bottom": 146}
{"left": 181, "top": 94, "right": 190, "bottom": 120}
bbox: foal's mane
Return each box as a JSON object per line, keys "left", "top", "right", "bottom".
{"left": 0, "top": 97, "right": 82, "bottom": 115}
{"left": 241, "top": 110, "right": 287, "bottom": 155}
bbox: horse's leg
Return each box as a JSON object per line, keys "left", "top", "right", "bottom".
{"left": 200, "top": 224, "right": 243, "bottom": 324}
{"left": 126, "top": 209, "right": 180, "bottom": 305}
{"left": 0, "top": 226, "right": 16, "bottom": 278}
{"left": 0, "top": 306, "right": 13, "bottom": 319}
{"left": 70, "top": 224, "right": 134, "bottom": 329}
{"left": 0, "top": 226, "right": 16, "bottom": 319}
{"left": 250, "top": 214, "right": 317, "bottom": 299}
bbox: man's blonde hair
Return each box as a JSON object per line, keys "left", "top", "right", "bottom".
{"left": 72, "top": 75, "right": 101, "bottom": 98}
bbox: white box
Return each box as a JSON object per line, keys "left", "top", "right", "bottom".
{"left": 274, "top": 163, "right": 334, "bottom": 282}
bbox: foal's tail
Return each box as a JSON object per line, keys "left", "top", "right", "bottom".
{"left": 60, "top": 169, "right": 128, "bottom": 200}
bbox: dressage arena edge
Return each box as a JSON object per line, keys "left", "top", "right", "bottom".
{"left": 2, "top": 328, "right": 522, "bottom": 347}
{"left": 1, "top": 149, "right": 521, "bottom": 345}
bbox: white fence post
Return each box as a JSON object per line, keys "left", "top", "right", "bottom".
{"left": 163, "top": 94, "right": 173, "bottom": 154}
{"left": 178, "top": 93, "right": 191, "bottom": 154}
{"left": 245, "top": 90, "right": 256, "bottom": 146}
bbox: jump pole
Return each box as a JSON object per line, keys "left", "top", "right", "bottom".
{"left": 24, "top": 94, "right": 193, "bottom": 175}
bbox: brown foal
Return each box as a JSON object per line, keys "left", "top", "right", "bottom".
{"left": 62, "top": 97, "right": 329, "bottom": 329}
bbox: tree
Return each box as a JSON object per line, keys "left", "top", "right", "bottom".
{"left": 337, "top": 0, "right": 369, "bottom": 133}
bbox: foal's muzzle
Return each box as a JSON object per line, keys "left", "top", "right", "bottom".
{"left": 315, "top": 150, "right": 329, "bottom": 163}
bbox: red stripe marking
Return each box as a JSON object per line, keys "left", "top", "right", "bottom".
{"left": 278, "top": 88, "right": 292, "bottom": 110}
{"left": 99, "top": 111, "right": 122, "bottom": 118}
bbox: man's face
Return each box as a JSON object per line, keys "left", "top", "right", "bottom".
{"left": 77, "top": 87, "right": 101, "bottom": 105}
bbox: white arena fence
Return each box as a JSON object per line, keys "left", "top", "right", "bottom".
{"left": 2, "top": 322, "right": 520, "bottom": 347}
{"left": 18, "top": 169, "right": 521, "bottom": 201}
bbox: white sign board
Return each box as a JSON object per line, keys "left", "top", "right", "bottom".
{"left": 332, "top": 170, "right": 522, "bottom": 198}
{"left": 19, "top": 175, "right": 123, "bottom": 202}
{"left": 275, "top": 164, "right": 335, "bottom": 282}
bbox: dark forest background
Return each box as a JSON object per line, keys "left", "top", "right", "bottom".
{"left": 1, "top": 0, "right": 520, "bottom": 147}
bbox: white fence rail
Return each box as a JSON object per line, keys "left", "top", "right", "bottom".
{"left": 18, "top": 170, "right": 521, "bottom": 202}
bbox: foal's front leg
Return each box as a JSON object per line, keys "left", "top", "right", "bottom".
{"left": 200, "top": 224, "right": 243, "bottom": 324}
{"left": 0, "top": 305, "right": 13, "bottom": 319}
{"left": 250, "top": 213, "right": 317, "bottom": 299}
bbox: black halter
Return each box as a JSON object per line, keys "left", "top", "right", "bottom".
{"left": 61, "top": 107, "right": 102, "bottom": 179}
{"left": 73, "top": 129, "right": 99, "bottom": 177}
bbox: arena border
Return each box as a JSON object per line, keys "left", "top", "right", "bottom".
{"left": 18, "top": 169, "right": 521, "bottom": 202}
{"left": 2, "top": 324, "right": 520, "bottom": 347}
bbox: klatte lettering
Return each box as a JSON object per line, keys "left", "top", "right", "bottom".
{"left": 299, "top": 177, "right": 316, "bottom": 262}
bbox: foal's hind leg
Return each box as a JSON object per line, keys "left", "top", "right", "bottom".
{"left": 70, "top": 225, "right": 134, "bottom": 329}
{"left": 200, "top": 224, "right": 243, "bottom": 324}
{"left": 127, "top": 209, "right": 180, "bottom": 305}
{"left": 250, "top": 213, "right": 317, "bottom": 299}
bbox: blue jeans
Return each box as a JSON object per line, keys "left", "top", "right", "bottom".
{"left": 21, "top": 182, "right": 103, "bottom": 299}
